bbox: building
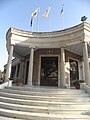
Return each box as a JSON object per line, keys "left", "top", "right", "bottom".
{"left": 5, "top": 22, "right": 90, "bottom": 88}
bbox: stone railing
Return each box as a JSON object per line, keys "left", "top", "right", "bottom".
{"left": 0, "top": 80, "right": 12, "bottom": 89}
{"left": 80, "top": 83, "right": 90, "bottom": 94}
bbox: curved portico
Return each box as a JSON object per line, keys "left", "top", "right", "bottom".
{"left": 5, "top": 22, "right": 90, "bottom": 87}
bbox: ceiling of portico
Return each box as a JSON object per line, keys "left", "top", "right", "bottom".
{"left": 13, "top": 42, "right": 87, "bottom": 59}
{"left": 66, "top": 44, "right": 90, "bottom": 57}
{"left": 66, "top": 43, "right": 83, "bottom": 56}
{"left": 13, "top": 45, "right": 30, "bottom": 58}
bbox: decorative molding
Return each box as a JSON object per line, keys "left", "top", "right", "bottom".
{"left": 46, "top": 49, "right": 53, "bottom": 54}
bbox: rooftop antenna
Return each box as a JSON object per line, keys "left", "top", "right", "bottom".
{"left": 81, "top": 16, "right": 87, "bottom": 22}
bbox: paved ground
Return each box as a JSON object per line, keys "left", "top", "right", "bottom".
{"left": 0, "top": 116, "right": 23, "bottom": 120}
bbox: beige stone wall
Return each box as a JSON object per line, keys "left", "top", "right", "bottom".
{"left": 65, "top": 50, "right": 81, "bottom": 61}
{"left": 32, "top": 48, "right": 82, "bottom": 85}
{"left": 24, "top": 48, "right": 82, "bottom": 86}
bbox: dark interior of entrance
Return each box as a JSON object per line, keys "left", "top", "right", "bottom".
{"left": 40, "top": 57, "right": 58, "bottom": 86}
{"left": 69, "top": 59, "right": 79, "bottom": 86}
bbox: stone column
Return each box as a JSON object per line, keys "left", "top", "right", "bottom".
{"left": 19, "top": 60, "right": 24, "bottom": 83}
{"left": 83, "top": 42, "right": 90, "bottom": 86}
{"left": 14, "top": 64, "right": 18, "bottom": 82}
{"left": 58, "top": 56, "right": 60, "bottom": 87}
{"left": 5, "top": 45, "right": 14, "bottom": 81}
{"left": 60, "top": 46, "right": 65, "bottom": 88}
{"left": 19, "top": 61, "right": 22, "bottom": 78}
{"left": 27, "top": 47, "right": 35, "bottom": 86}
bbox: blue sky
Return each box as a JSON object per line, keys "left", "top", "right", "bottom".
{"left": 0, "top": 0, "right": 90, "bottom": 71}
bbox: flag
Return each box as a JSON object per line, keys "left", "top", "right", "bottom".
{"left": 30, "top": 7, "right": 40, "bottom": 27}
{"left": 60, "top": 5, "right": 64, "bottom": 15}
{"left": 43, "top": 6, "right": 51, "bottom": 18}
{"left": 30, "top": 18, "right": 33, "bottom": 27}
{"left": 31, "top": 8, "right": 39, "bottom": 19}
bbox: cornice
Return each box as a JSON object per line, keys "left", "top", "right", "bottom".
{"left": 6, "top": 22, "right": 90, "bottom": 54}
{"left": 6, "top": 22, "right": 88, "bottom": 40}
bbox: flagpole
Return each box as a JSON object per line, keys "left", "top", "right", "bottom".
{"left": 62, "top": 12, "right": 64, "bottom": 29}
{"left": 37, "top": 14, "right": 39, "bottom": 31}
{"left": 36, "top": 7, "right": 40, "bottom": 32}
{"left": 42, "top": 6, "right": 51, "bottom": 31}
{"left": 60, "top": 4, "right": 64, "bottom": 30}
{"left": 32, "top": 20, "right": 34, "bottom": 32}
{"left": 49, "top": 7, "right": 51, "bottom": 31}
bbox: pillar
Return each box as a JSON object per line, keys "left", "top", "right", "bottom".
{"left": 60, "top": 46, "right": 66, "bottom": 88}
{"left": 14, "top": 64, "right": 18, "bottom": 82}
{"left": 83, "top": 42, "right": 90, "bottom": 86}
{"left": 19, "top": 60, "right": 24, "bottom": 83}
{"left": 27, "top": 47, "right": 34, "bottom": 86}
{"left": 5, "top": 45, "right": 14, "bottom": 81}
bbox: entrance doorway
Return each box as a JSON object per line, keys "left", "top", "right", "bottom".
{"left": 69, "top": 59, "right": 79, "bottom": 86}
{"left": 40, "top": 57, "right": 58, "bottom": 86}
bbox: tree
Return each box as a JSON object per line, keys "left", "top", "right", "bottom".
{"left": 0, "top": 70, "right": 3, "bottom": 79}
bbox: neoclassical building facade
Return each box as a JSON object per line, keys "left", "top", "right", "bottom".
{"left": 5, "top": 22, "right": 90, "bottom": 88}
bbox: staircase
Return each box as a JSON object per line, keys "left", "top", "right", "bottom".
{"left": 0, "top": 86, "right": 90, "bottom": 120}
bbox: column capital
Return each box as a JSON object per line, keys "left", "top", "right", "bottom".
{"left": 11, "top": 44, "right": 15, "bottom": 46}
{"left": 83, "top": 39, "right": 89, "bottom": 44}
{"left": 29, "top": 46, "right": 36, "bottom": 49}
{"left": 60, "top": 45, "right": 66, "bottom": 48}
{"left": 11, "top": 42, "right": 16, "bottom": 46}
{"left": 20, "top": 59, "right": 25, "bottom": 62}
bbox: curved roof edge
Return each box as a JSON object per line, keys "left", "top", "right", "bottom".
{"left": 6, "top": 22, "right": 90, "bottom": 39}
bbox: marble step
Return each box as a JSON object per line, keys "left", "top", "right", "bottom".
{"left": 0, "top": 116, "right": 22, "bottom": 120}
{"left": 0, "top": 101, "right": 90, "bottom": 114}
{"left": 0, "top": 89, "right": 89, "bottom": 97}
{"left": 0, "top": 108, "right": 90, "bottom": 120}
{"left": 0, "top": 96, "right": 90, "bottom": 108}
{"left": 6, "top": 86, "right": 85, "bottom": 94}
{"left": 0, "top": 86, "right": 90, "bottom": 120}
{"left": 0, "top": 91, "right": 89, "bottom": 102}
